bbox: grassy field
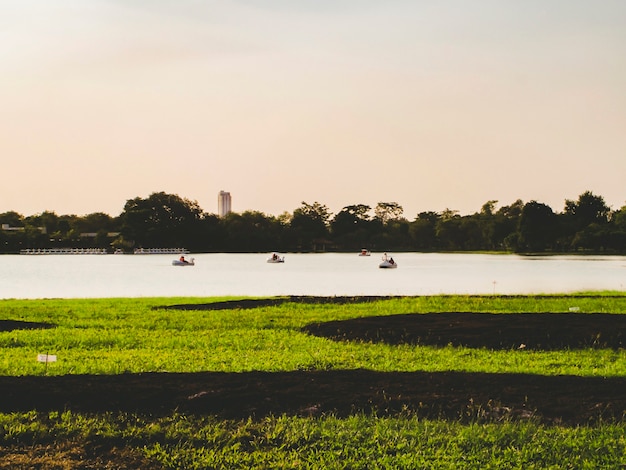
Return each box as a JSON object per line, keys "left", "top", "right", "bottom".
{"left": 1, "top": 293, "right": 625, "bottom": 468}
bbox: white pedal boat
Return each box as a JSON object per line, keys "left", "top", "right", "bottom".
{"left": 267, "top": 253, "right": 285, "bottom": 263}
{"left": 379, "top": 254, "right": 397, "bottom": 269}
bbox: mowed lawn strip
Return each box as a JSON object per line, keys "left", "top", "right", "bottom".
{"left": 1, "top": 294, "right": 625, "bottom": 376}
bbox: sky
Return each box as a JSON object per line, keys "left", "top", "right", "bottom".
{"left": 1, "top": 0, "right": 625, "bottom": 219}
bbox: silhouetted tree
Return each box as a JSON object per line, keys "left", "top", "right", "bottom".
{"left": 374, "top": 202, "right": 404, "bottom": 224}
{"left": 409, "top": 212, "right": 439, "bottom": 250}
{"left": 564, "top": 191, "right": 611, "bottom": 229}
{"left": 290, "top": 202, "right": 331, "bottom": 251}
{"left": 221, "top": 211, "right": 285, "bottom": 252}
{"left": 518, "top": 201, "right": 558, "bottom": 252}
{"left": 120, "top": 192, "right": 203, "bottom": 248}
{"left": 495, "top": 199, "right": 524, "bottom": 251}
{"left": 331, "top": 204, "right": 373, "bottom": 250}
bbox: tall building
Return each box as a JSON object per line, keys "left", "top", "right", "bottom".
{"left": 218, "top": 190, "right": 232, "bottom": 217}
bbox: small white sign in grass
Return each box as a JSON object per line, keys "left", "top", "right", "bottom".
{"left": 37, "top": 353, "right": 57, "bottom": 374}
{"left": 37, "top": 354, "right": 57, "bottom": 363}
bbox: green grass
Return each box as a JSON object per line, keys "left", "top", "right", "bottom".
{"left": 1, "top": 412, "right": 625, "bottom": 469}
{"left": 1, "top": 293, "right": 626, "bottom": 468}
{"left": 1, "top": 294, "right": 625, "bottom": 377}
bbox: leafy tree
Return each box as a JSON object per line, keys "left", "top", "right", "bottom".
{"left": 221, "top": 211, "right": 284, "bottom": 252}
{"left": 294, "top": 202, "right": 332, "bottom": 226}
{"left": 605, "top": 205, "right": 626, "bottom": 251}
{"left": 74, "top": 213, "right": 118, "bottom": 233}
{"left": 120, "top": 192, "right": 203, "bottom": 248}
{"left": 494, "top": 199, "right": 524, "bottom": 251}
{"left": 561, "top": 191, "right": 612, "bottom": 250}
{"left": 496, "top": 199, "right": 524, "bottom": 219}
{"left": 409, "top": 212, "right": 439, "bottom": 250}
{"left": 25, "top": 211, "right": 59, "bottom": 235}
{"left": 613, "top": 205, "right": 626, "bottom": 230}
{"left": 476, "top": 200, "right": 498, "bottom": 250}
{"left": 380, "top": 218, "right": 412, "bottom": 250}
{"left": 460, "top": 217, "right": 484, "bottom": 250}
{"left": 435, "top": 217, "right": 462, "bottom": 250}
{"left": 199, "top": 213, "right": 225, "bottom": 252}
{"left": 476, "top": 200, "right": 521, "bottom": 251}
{"left": 57, "top": 219, "right": 71, "bottom": 236}
{"left": 440, "top": 208, "right": 459, "bottom": 220}
{"left": 0, "top": 212, "right": 26, "bottom": 252}
{"left": 0, "top": 211, "right": 24, "bottom": 227}
{"left": 331, "top": 204, "right": 373, "bottom": 250}
{"left": 290, "top": 202, "right": 332, "bottom": 251}
{"left": 374, "top": 202, "right": 403, "bottom": 224}
{"left": 518, "top": 201, "right": 558, "bottom": 252}
{"left": 564, "top": 191, "right": 611, "bottom": 229}
{"left": 480, "top": 200, "right": 498, "bottom": 216}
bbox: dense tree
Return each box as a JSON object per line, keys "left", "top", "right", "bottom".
{"left": 440, "top": 208, "right": 460, "bottom": 220}
{"left": 120, "top": 192, "right": 203, "bottom": 249}
{"left": 0, "top": 211, "right": 24, "bottom": 226}
{"left": 497, "top": 200, "right": 524, "bottom": 219}
{"left": 378, "top": 218, "right": 412, "bottom": 250}
{"left": 561, "top": 191, "right": 613, "bottom": 251}
{"left": 0, "top": 212, "right": 26, "bottom": 252}
{"left": 518, "top": 201, "right": 558, "bottom": 252}
{"left": 331, "top": 204, "right": 373, "bottom": 250}
{"left": 480, "top": 200, "right": 498, "bottom": 216}
{"left": 290, "top": 202, "right": 332, "bottom": 251}
{"left": 564, "top": 191, "right": 611, "bottom": 228}
{"left": 605, "top": 205, "right": 626, "bottom": 251}
{"left": 409, "top": 212, "right": 439, "bottom": 250}
{"left": 435, "top": 214, "right": 464, "bottom": 250}
{"left": 374, "top": 202, "right": 404, "bottom": 224}
{"left": 199, "top": 213, "right": 225, "bottom": 252}
{"left": 474, "top": 200, "right": 525, "bottom": 251}
{"left": 74, "top": 212, "right": 118, "bottom": 233}
{"left": 221, "top": 211, "right": 285, "bottom": 252}
{"left": 25, "top": 211, "right": 59, "bottom": 234}
{"left": 614, "top": 205, "right": 626, "bottom": 230}
{"left": 493, "top": 200, "right": 524, "bottom": 251}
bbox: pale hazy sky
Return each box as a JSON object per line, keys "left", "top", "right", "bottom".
{"left": 1, "top": 0, "right": 625, "bottom": 219}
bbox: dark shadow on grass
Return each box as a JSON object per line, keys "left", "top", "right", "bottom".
{"left": 1, "top": 370, "right": 625, "bottom": 425}
{"left": 0, "top": 320, "right": 55, "bottom": 332}
{"left": 156, "top": 295, "right": 625, "bottom": 312}
{"left": 303, "top": 312, "right": 626, "bottom": 350}
{"left": 156, "top": 295, "right": 398, "bottom": 311}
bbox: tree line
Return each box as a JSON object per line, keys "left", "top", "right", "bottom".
{"left": 1, "top": 190, "right": 625, "bottom": 254}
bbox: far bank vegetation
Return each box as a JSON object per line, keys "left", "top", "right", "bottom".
{"left": 1, "top": 190, "right": 624, "bottom": 254}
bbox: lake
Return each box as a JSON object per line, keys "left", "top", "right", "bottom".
{"left": 1, "top": 253, "right": 625, "bottom": 299}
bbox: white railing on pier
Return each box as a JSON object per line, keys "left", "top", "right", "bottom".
{"left": 20, "top": 248, "right": 108, "bottom": 255}
{"left": 133, "top": 248, "right": 189, "bottom": 254}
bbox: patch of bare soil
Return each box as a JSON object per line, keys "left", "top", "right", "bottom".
{"left": 0, "top": 440, "right": 160, "bottom": 470}
{"left": 303, "top": 311, "right": 626, "bottom": 350}
{"left": 1, "top": 370, "right": 625, "bottom": 426}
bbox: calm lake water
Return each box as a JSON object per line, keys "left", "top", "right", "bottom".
{"left": 1, "top": 253, "right": 625, "bottom": 299}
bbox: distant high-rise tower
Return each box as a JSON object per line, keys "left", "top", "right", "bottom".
{"left": 218, "top": 190, "right": 232, "bottom": 217}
